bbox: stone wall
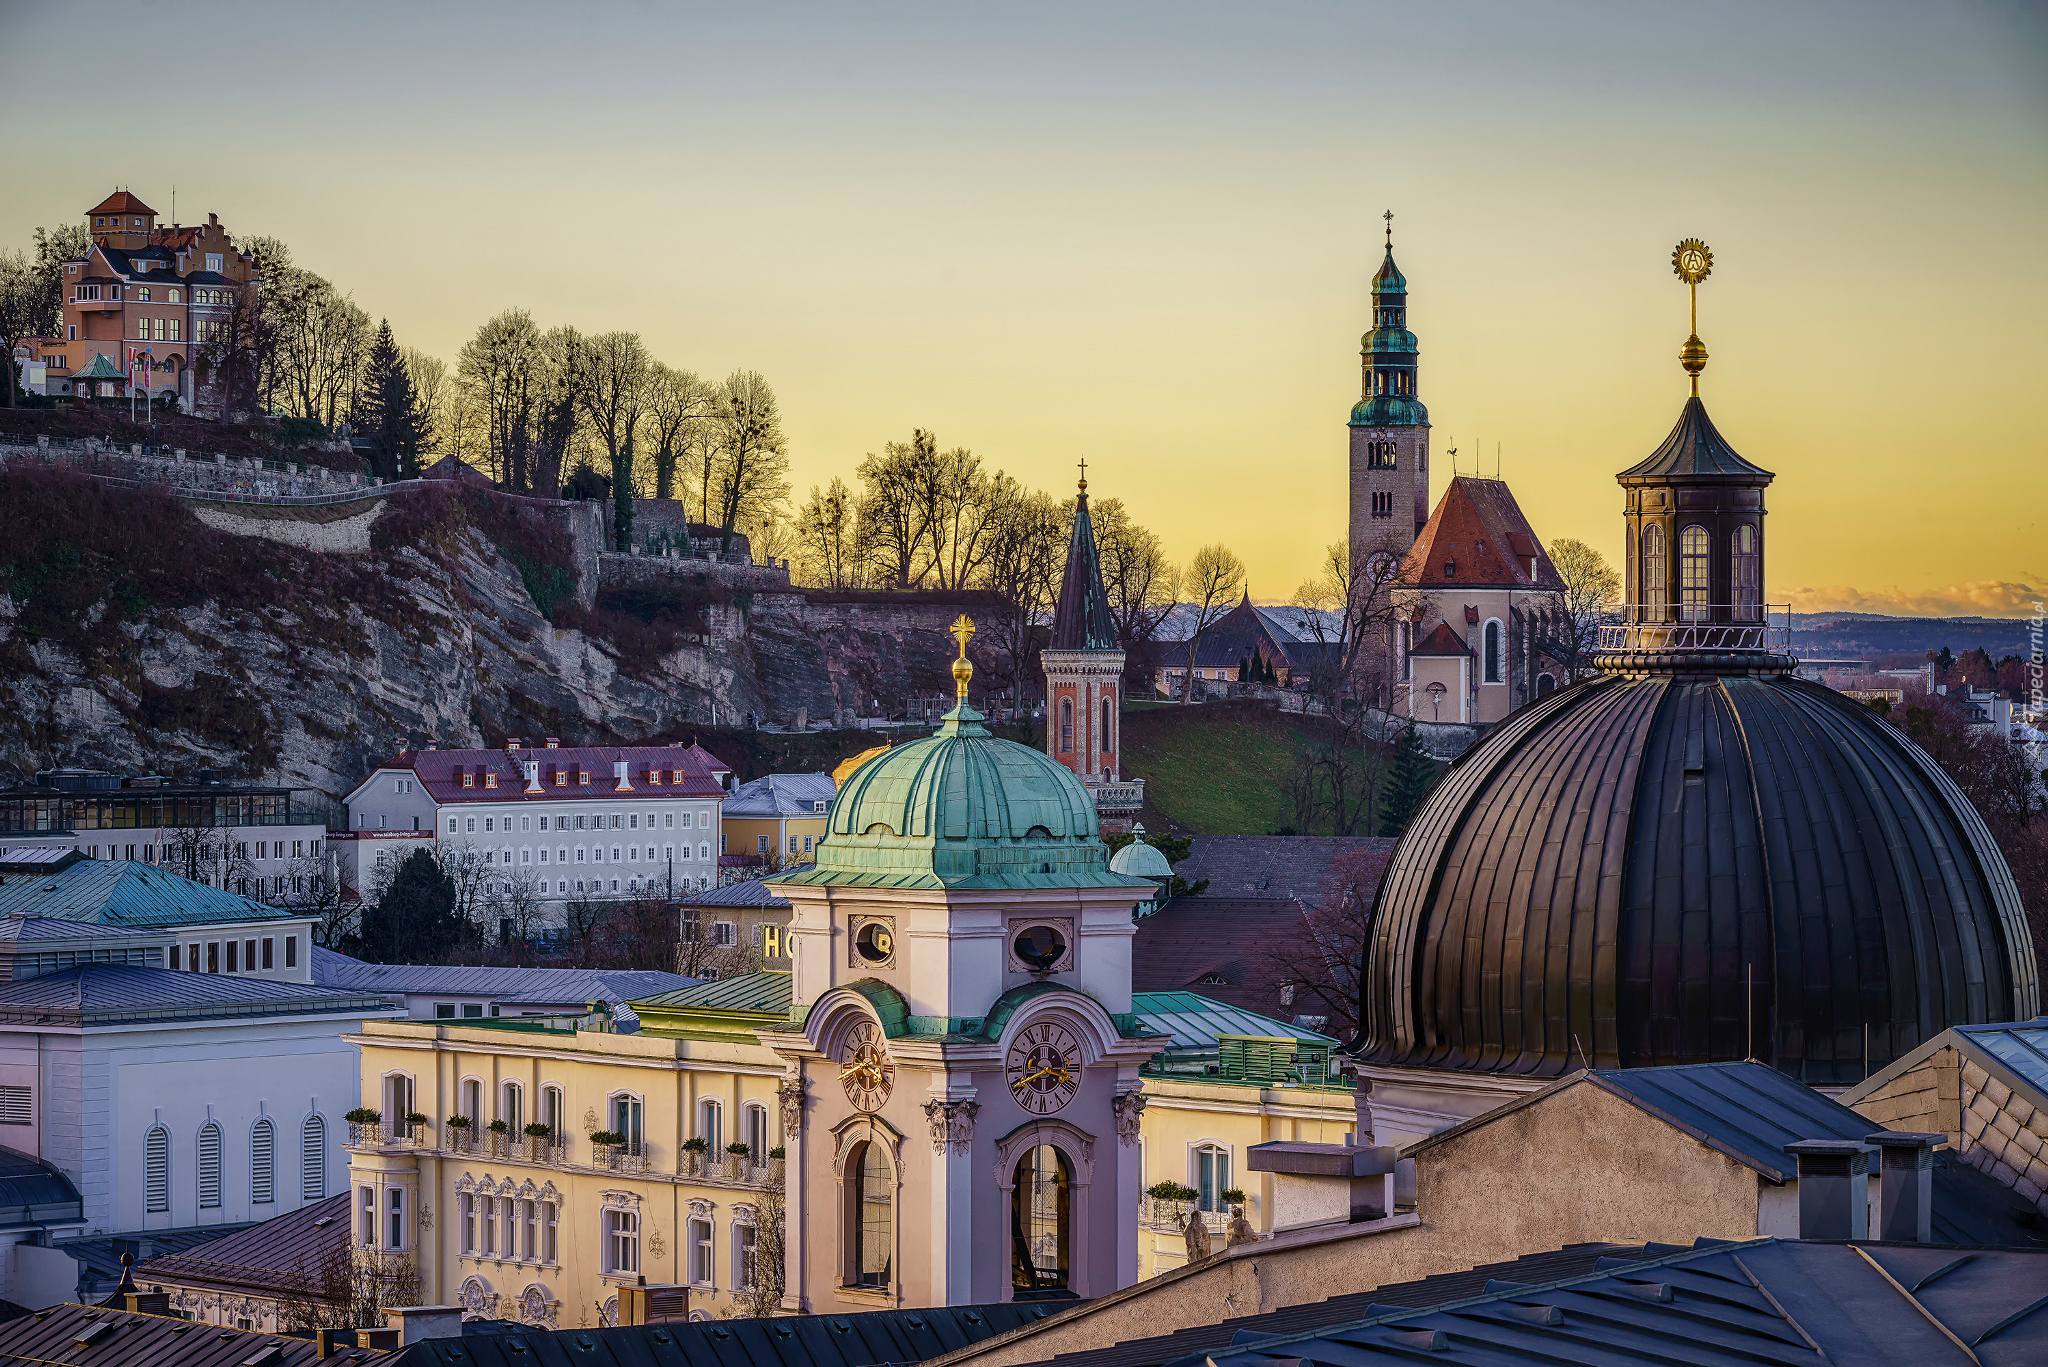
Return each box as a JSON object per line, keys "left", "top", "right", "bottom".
{"left": 597, "top": 553, "right": 792, "bottom": 596}
{"left": 1849, "top": 1045, "right": 1962, "bottom": 1145}
{"left": 1848, "top": 1042, "right": 2048, "bottom": 1216}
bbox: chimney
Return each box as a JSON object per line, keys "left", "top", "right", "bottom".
{"left": 523, "top": 761, "right": 542, "bottom": 795}
{"left": 545, "top": 737, "right": 560, "bottom": 748}
{"left": 1785, "top": 1140, "right": 1871, "bottom": 1240}
{"left": 613, "top": 760, "right": 633, "bottom": 791}
{"left": 383, "top": 1305, "right": 464, "bottom": 1345}
{"left": 1867, "top": 1131, "right": 1940, "bottom": 1243}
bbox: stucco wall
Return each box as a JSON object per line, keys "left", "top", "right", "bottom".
{"left": 936, "top": 1080, "right": 1765, "bottom": 1367}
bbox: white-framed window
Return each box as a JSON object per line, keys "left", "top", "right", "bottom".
{"left": 145, "top": 1125, "right": 170, "bottom": 1213}
{"left": 1482, "top": 618, "right": 1504, "bottom": 684}
{"left": 612, "top": 1094, "right": 645, "bottom": 1155}
{"left": 250, "top": 1117, "right": 275, "bottom": 1205}
{"left": 501, "top": 1081, "right": 523, "bottom": 1132}
{"left": 358, "top": 1185, "right": 376, "bottom": 1247}
{"left": 688, "top": 1215, "right": 714, "bottom": 1286}
{"left": 743, "top": 1102, "right": 770, "bottom": 1157}
{"left": 197, "top": 1122, "right": 223, "bottom": 1209}
{"left": 386, "top": 1186, "right": 406, "bottom": 1251}
{"left": 521, "top": 1197, "right": 538, "bottom": 1260}
{"left": 1193, "top": 1142, "right": 1231, "bottom": 1212}
{"left": 459, "top": 1191, "right": 476, "bottom": 1255}
{"left": 697, "top": 1098, "right": 723, "bottom": 1150}
{"left": 1679, "top": 524, "right": 1711, "bottom": 622}
{"left": 542, "top": 1199, "right": 559, "bottom": 1263}
{"left": 712, "top": 921, "right": 736, "bottom": 947}
{"left": 461, "top": 1077, "right": 483, "bottom": 1127}
{"left": 603, "top": 1207, "right": 640, "bottom": 1275}
{"left": 301, "top": 1113, "right": 328, "bottom": 1200}
{"left": 481, "top": 1192, "right": 497, "bottom": 1255}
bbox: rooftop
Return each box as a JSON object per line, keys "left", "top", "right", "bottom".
{"left": 720, "top": 772, "right": 835, "bottom": 818}
{"left": 0, "top": 860, "right": 305, "bottom": 930}
{"left": 356, "top": 743, "right": 732, "bottom": 807}
{"left": 0, "top": 1301, "right": 388, "bottom": 1367}
{"left": 310, "top": 948, "right": 696, "bottom": 1029}
{"left": 1399, "top": 476, "right": 1564, "bottom": 591}
{"left": 138, "top": 1192, "right": 348, "bottom": 1298}
{"left": 0, "top": 964, "right": 399, "bottom": 1028}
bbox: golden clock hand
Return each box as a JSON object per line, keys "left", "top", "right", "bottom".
{"left": 1012, "top": 1065, "right": 1057, "bottom": 1091}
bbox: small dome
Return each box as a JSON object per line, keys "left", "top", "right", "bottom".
{"left": 1359, "top": 673, "right": 2038, "bottom": 1086}
{"left": 1350, "top": 395, "right": 1430, "bottom": 427}
{"left": 782, "top": 705, "right": 1145, "bottom": 892}
{"left": 1372, "top": 250, "right": 1407, "bottom": 293}
{"left": 1109, "top": 830, "right": 1173, "bottom": 881}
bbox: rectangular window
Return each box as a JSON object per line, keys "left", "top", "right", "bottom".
{"left": 227, "top": 941, "right": 238, "bottom": 972}
{"left": 737, "top": 1222, "right": 759, "bottom": 1290}
{"left": 168, "top": 318, "right": 180, "bottom": 342}
{"left": 0, "top": 1086, "right": 30, "bottom": 1125}
{"left": 712, "top": 921, "right": 737, "bottom": 947}
{"left": 521, "top": 1198, "right": 537, "bottom": 1260}
{"left": 604, "top": 1208, "right": 639, "bottom": 1275}
{"left": 170, "top": 945, "right": 182, "bottom": 971}
{"left": 207, "top": 942, "right": 219, "bottom": 972}
{"left": 244, "top": 937, "right": 257, "bottom": 969}
{"left": 285, "top": 935, "right": 298, "bottom": 968}
{"left": 541, "top": 1201, "right": 558, "bottom": 1263}
{"left": 481, "top": 1194, "right": 497, "bottom": 1255}
{"left": 1196, "top": 1145, "right": 1232, "bottom": 1213}
{"left": 462, "top": 1004, "right": 483, "bottom": 1018}
{"left": 261, "top": 938, "right": 274, "bottom": 969}
{"left": 206, "top": 254, "right": 223, "bottom": 272}
{"left": 387, "top": 1187, "right": 406, "bottom": 1251}
{"left": 359, "top": 1186, "right": 376, "bottom": 1246}
{"left": 435, "top": 1004, "right": 456, "bottom": 1019}
{"left": 459, "top": 1192, "right": 476, "bottom": 1255}
{"left": 688, "top": 1217, "right": 713, "bottom": 1285}
{"left": 612, "top": 1095, "right": 645, "bottom": 1154}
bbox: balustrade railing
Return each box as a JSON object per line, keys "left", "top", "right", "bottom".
{"left": 1595, "top": 604, "right": 1792, "bottom": 656}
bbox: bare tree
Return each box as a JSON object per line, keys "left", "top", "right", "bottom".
{"left": 273, "top": 274, "right": 371, "bottom": 429}
{"left": 1256, "top": 844, "right": 1381, "bottom": 1038}
{"left": 1538, "top": 537, "right": 1621, "bottom": 682}
{"left": 645, "top": 364, "right": 714, "bottom": 503}
{"left": 854, "top": 433, "right": 927, "bottom": 588}
{"left": 975, "top": 485, "right": 1065, "bottom": 705}
{"left": 709, "top": 371, "right": 791, "bottom": 554}
{"left": 1178, "top": 544, "right": 1246, "bottom": 702}
{"left": 1091, "top": 497, "right": 1179, "bottom": 647}
{"left": 457, "top": 309, "right": 544, "bottom": 490}
{"left": 0, "top": 251, "right": 43, "bottom": 408}
{"left": 674, "top": 906, "right": 762, "bottom": 979}
{"left": 479, "top": 869, "right": 552, "bottom": 947}
{"left": 280, "top": 847, "right": 352, "bottom": 945}
{"left": 911, "top": 442, "right": 997, "bottom": 589}
{"left": 729, "top": 1162, "right": 787, "bottom": 1318}
{"left": 577, "top": 331, "right": 653, "bottom": 549}
{"left": 155, "top": 825, "right": 257, "bottom": 893}
{"left": 401, "top": 347, "right": 449, "bottom": 458}
{"left": 532, "top": 325, "right": 585, "bottom": 500}
{"left": 793, "top": 478, "right": 859, "bottom": 588}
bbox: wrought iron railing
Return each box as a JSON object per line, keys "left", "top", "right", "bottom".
{"left": 1595, "top": 604, "right": 1792, "bottom": 655}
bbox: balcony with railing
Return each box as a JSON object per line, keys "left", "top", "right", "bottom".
{"left": 1594, "top": 604, "right": 1793, "bottom": 660}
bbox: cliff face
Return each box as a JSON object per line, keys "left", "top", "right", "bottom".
{"left": 0, "top": 472, "right": 995, "bottom": 819}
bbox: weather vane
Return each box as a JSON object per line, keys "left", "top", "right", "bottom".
{"left": 1383, "top": 209, "right": 1394, "bottom": 249}
{"left": 1672, "top": 238, "right": 1713, "bottom": 396}
{"left": 949, "top": 615, "right": 976, "bottom": 704}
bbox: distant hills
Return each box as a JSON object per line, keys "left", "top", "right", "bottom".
{"left": 1789, "top": 613, "right": 2039, "bottom": 665}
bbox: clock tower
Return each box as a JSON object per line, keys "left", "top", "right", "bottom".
{"left": 762, "top": 623, "right": 1163, "bottom": 1312}
{"left": 1348, "top": 213, "right": 1432, "bottom": 572}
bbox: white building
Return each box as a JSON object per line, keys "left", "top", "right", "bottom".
{"left": 342, "top": 740, "right": 733, "bottom": 910}
{"left": 0, "top": 850, "right": 404, "bottom": 1304}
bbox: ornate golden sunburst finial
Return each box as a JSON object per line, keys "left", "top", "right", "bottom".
{"left": 949, "top": 614, "right": 976, "bottom": 703}
{"left": 1672, "top": 238, "right": 1713, "bottom": 396}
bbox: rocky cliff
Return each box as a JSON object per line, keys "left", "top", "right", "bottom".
{"left": 0, "top": 470, "right": 1002, "bottom": 820}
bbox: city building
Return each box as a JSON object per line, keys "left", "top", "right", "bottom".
{"left": 0, "top": 851, "right": 401, "bottom": 1273}
{"left": 0, "top": 769, "right": 329, "bottom": 902}
{"left": 42, "top": 191, "right": 259, "bottom": 417}
{"left": 718, "top": 772, "right": 833, "bottom": 871}
{"left": 1043, "top": 473, "right": 1144, "bottom": 830}
{"left": 1351, "top": 246, "right": 2038, "bottom": 1146}
{"left": 674, "top": 873, "right": 796, "bottom": 974}
{"left": 1150, "top": 594, "right": 1336, "bottom": 698}
{"left": 1347, "top": 220, "right": 1433, "bottom": 570}
{"left": 342, "top": 741, "right": 732, "bottom": 915}
{"left": 1393, "top": 477, "right": 1566, "bottom": 724}
{"left": 309, "top": 950, "right": 696, "bottom": 1029}
{"left": 134, "top": 1191, "right": 350, "bottom": 1331}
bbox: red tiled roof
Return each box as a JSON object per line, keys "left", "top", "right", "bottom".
{"left": 87, "top": 190, "right": 156, "bottom": 216}
{"left": 1399, "top": 476, "right": 1564, "bottom": 591}
{"left": 385, "top": 744, "right": 732, "bottom": 805}
{"left": 1410, "top": 621, "right": 1472, "bottom": 657}
{"left": 150, "top": 225, "right": 202, "bottom": 251}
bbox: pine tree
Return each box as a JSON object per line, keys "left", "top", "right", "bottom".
{"left": 357, "top": 849, "right": 467, "bottom": 962}
{"left": 1378, "top": 726, "right": 1438, "bottom": 838}
{"left": 357, "top": 319, "right": 428, "bottom": 479}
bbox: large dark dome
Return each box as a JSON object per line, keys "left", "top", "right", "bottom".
{"left": 1359, "top": 670, "right": 2038, "bottom": 1086}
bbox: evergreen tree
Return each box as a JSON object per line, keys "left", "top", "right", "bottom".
{"left": 358, "top": 848, "right": 467, "bottom": 962}
{"left": 357, "top": 319, "right": 428, "bottom": 479}
{"left": 1377, "top": 726, "right": 1438, "bottom": 837}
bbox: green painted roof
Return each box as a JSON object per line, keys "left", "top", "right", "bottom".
{"left": 774, "top": 704, "right": 1153, "bottom": 893}
{"left": 1131, "top": 991, "right": 1337, "bottom": 1052}
{"left": 1372, "top": 248, "right": 1407, "bottom": 293}
{"left": 0, "top": 859, "right": 303, "bottom": 929}
{"left": 633, "top": 971, "right": 792, "bottom": 1016}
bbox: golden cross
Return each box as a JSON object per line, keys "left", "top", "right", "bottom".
{"left": 950, "top": 614, "right": 975, "bottom": 658}
{"left": 949, "top": 615, "right": 976, "bottom": 704}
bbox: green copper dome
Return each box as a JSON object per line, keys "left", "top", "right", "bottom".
{"left": 1351, "top": 395, "right": 1430, "bottom": 425}
{"left": 775, "top": 705, "right": 1149, "bottom": 892}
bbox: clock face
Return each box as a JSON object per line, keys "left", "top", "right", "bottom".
{"left": 839, "top": 1020, "right": 894, "bottom": 1113}
{"left": 1006, "top": 1022, "right": 1082, "bottom": 1116}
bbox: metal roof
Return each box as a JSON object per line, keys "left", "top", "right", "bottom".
{"left": 1050, "top": 483, "right": 1119, "bottom": 652}
{"left": 1955, "top": 1020, "right": 2048, "bottom": 1096}
{"left": 312, "top": 948, "right": 695, "bottom": 1023}
{"left": 0, "top": 859, "right": 300, "bottom": 930}
{"left": 633, "top": 970, "right": 792, "bottom": 1017}
{"left": 387, "top": 1300, "right": 1061, "bottom": 1366}
{"left": 1161, "top": 1237, "right": 2048, "bottom": 1366}
{"left": 359, "top": 744, "right": 731, "bottom": 807}
{"left": 1620, "top": 395, "right": 1776, "bottom": 483}
{"left": 0, "top": 964, "right": 399, "bottom": 1027}
{"left": 1131, "top": 992, "right": 1335, "bottom": 1054}
{"left": 0, "top": 1144, "right": 83, "bottom": 1227}
{"left": 139, "top": 1193, "right": 348, "bottom": 1297}
{"left": 0, "top": 1300, "right": 390, "bottom": 1365}
{"left": 720, "top": 772, "right": 835, "bottom": 818}
{"left": 678, "top": 874, "right": 794, "bottom": 909}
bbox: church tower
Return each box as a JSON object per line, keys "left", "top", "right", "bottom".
{"left": 1042, "top": 469, "right": 1143, "bottom": 832}
{"left": 1348, "top": 215, "right": 1432, "bottom": 570}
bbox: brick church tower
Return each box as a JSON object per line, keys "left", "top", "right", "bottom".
{"left": 1042, "top": 470, "right": 1143, "bottom": 832}
{"left": 1348, "top": 217, "right": 1432, "bottom": 573}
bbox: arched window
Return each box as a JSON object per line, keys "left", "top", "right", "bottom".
{"left": 1057, "top": 698, "right": 1073, "bottom": 754}
{"left": 847, "top": 1141, "right": 892, "bottom": 1289}
{"left": 145, "top": 1125, "right": 170, "bottom": 1214}
{"left": 301, "top": 1114, "right": 327, "bottom": 1201}
{"left": 1011, "top": 1145, "right": 1071, "bottom": 1293}
{"left": 611, "top": 1093, "right": 645, "bottom": 1156}
{"left": 1482, "top": 620, "right": 1503, "bottom": 684}
{"left": 461, "top": 1078, "right": 483, "bottom": 1127}
{"left": 1679, "top": 524, "right": 1710, "bottom": 622}
{"left": 1640, "top": 524, "right": 1667, "bottom": 618}
{"left": 696, "top": 1098, "right": 723, "bottom": 1151}
{"left": 1100, "top": 697, "right": 1113, "bottom": 755}
{"left": 197, "top": 1122, "right": 223, "bottom": 1209}
{"left": 540, "top": 1086, "right": 565, "bottom": 1143}
{"left": 1733, "top": 523, "right": 1760, "bottom": 620}
{"left": 251, "top": 1118, "right": 275, "bottom": 1206}
{"left": 500, "top": 1082, "right": 524, "bottom": 1133}
{"left": 1536, "top": 672, "right": 1557, "bottom": 697}
{"left": 742, "top": 1102, "right": 770, "bottom": 1158}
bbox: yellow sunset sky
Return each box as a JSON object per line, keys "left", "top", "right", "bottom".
{"left": 3, "top": 1, "right": 2042, "bottom": 614}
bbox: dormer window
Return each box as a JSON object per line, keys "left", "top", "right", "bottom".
{"left": 814, "top": 800, "right": 828, "bottom": 813}
{"left": 461, "top": 770, "right": 475, "bottom": 788}
{"left": 484, "top": 772, "right": 498, "bottom": 789}
{"left": 577, "top": 771, "right": 589, "bottom": 786}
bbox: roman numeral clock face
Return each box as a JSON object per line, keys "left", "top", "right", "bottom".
{"left": 1006, "top": 1023, "right": 1081, "bottom": 1115}
{"left": 838, "top": 1020, "right": 894, "bottom": 1113}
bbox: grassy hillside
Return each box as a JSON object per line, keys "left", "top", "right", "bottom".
{"left": 1121, "top": 701, "right": 1341, "bottom": 835}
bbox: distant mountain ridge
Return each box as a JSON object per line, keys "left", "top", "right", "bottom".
{"left": 1788, "top": 613, "right": 2038, "bottom": 663}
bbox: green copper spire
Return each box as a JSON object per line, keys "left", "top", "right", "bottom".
{"left": 1350, "top": 213, "right": 1428, "bottom": 428}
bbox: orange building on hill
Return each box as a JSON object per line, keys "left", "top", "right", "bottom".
{"left": 31, "top": 190, "right": 258, "bottom": 419}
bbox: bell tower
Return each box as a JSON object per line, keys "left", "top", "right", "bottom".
{"left": 1043, "top": 464, "right": 1143, "bottom": 832}
{"left": 1348, "top": 212, "right": 1432, "bottom": 570}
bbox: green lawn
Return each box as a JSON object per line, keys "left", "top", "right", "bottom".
{"left": 1121, "top": 702, "right": 1332, "bottom": 835}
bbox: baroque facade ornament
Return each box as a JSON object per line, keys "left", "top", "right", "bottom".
{"left": 777, "top": 1074, "right": 807, "bottom": 1135}
{"left": 686, "top": 1197, "right": 714, "bottom": 1219}
{"left": 1111, "top": 1088, "right": 1147, "bottom": 1145}
{"left": 922, "top": 1098, "right": 980, "bottom": 1154}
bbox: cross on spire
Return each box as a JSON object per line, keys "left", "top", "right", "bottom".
{"left": 1077, "top": 455, "right": 1088, "bottom": 494}
{"left": 1384, "top": 209, "right": 1394, "bottom": 249}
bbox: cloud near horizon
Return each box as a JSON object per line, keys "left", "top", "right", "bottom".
{"left": 1783, "top": 580, "right": 2046, "bottom": 618}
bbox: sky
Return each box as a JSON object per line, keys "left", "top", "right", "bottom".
{"left": 4, "top": 1, "right": 2044, "bottom": 615}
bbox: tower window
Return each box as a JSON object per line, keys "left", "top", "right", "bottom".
{"left": 1101, "top": 697, "right": 1113, "bottom": 755}
{"left": 1367, "top": 440, "right": 1397, "bottom": 470}
{"left": 1640, "top": 524, "right": 1667, "bottom": 618}
{"left": 1371, "top": 491, "right": 1393, "bottom": 519}
{"left": 1679, "top": 525, "right": 1710, "bottom": 622}
{"left": 1733, "top": 523, "right": 1760, "bottom": 620}
{"left": 848, "top": 1140, "right": 893, "bottom": 1289}
{"left": 1483, "top": 620, "right": 1503, "bottom": 684}
{"left": 1012, "top": 1144, "right": 1071, "bottom": 1293}
{"left": 1058, "top": 698, "right": 1074, "bottom": 754}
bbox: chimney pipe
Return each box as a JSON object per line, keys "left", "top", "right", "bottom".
{"left": 1785, "top": 1140, "right": 1871, "bottom": 1241}
{"left": 384, "top": 1305, "right": 465, "bottom": 1345}
{"left": 523, "top": 760, "right": 542, "bottom": 795}
{"left": 614, "top": 760, "right": 633, "bottom": 791}
{"left": 1866, "top": 1132, "right": 1940, "bottom": 1243}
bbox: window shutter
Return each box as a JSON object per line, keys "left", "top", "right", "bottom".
{"left": 0, "top": 1085, "right": 31, "bottom": 1125}
{"left": 303, "top": 1115, "right": 327, "bottom": 1200}
{"left": 197, "top": 1124, "right": 223, "bottom": 1208}
{"left": 145, "top": 1128, "right": 170, "bottom": 1213}
{"left": 251, "top": 1119, "right": 275, "bottom": 1204}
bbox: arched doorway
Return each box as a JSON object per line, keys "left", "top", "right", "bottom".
{"left": 1010, "top": 1145, "right": 1071, "bottom": 1295}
